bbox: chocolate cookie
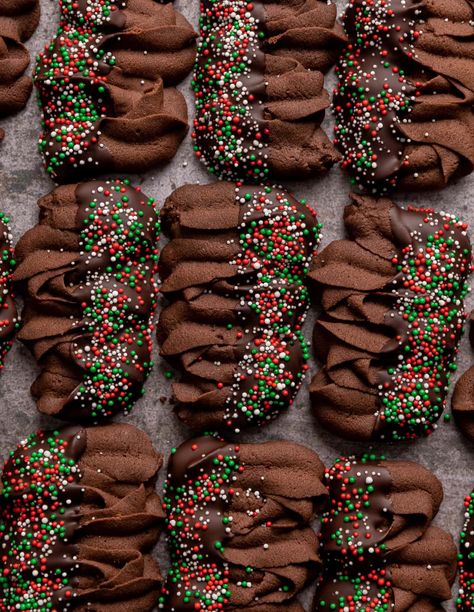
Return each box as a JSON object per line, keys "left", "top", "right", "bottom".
{"left": 458, "top": 490, "right": 474, "bottom": 611}
{"left": 452, "top": 313, "right": 474, "bottom": 442}
{"left": 0, "top": 213, "right": 18, "bottom": 371}
{"left": 159, "top": 435, "right": 328, "bottom": 611}
{"left": 34, "top": 0, "right": 196, "bottom": 183}
{"left": 192, "top": 0, "right": 346, "bottom": 182}
{"left": 313, "top": 456, "right": 457, "bottom": 611}
{"left": 0, "top": 423, "right": 164, "bottom": 611}
{"left": 333, "top": 0, "right": 474, "bottom": 192}
{"left": 309, "top": 193, "right": 472, "bottom": 441}
{"left": 0, "top": 0, "right": 40, "bottom": 139}
{"left": 14, "top": 179, "right": 159, "bottom": 421}
{"left": 158, "top": 182, "right": 321, "bottom": 432}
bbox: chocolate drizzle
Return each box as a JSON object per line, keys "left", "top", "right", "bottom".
{"left": 158, "top": 182, "right": 320, "bottom": 432}
{"left": 309, "top": 194, "right": 472, "bottom": 441}
{"left": 452, "top": 312, "right": 474, "bottom": 442}
{"left": 14, "top": 179, "right": 160, "bottom": 421}
{"left": 458, "top": 491, "right": 474, "bottom": 611}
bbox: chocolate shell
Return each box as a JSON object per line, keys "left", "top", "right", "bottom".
{"left": 458, "top": 490, "right": 474, "bottom": 611}
{"left": 0, "top": 423, "right": 164, "bottom": 611}
{"left": 192, "top": 0, "right": 346, "bottom": 182}
{"left": 159, "top": 435, "right": 328, "bottom": 611}
{"left": 14, "top": 179, "right": 160, "bottom": 421}
{"left": 158, "top": 182, "right": 321, "bottom": 432}
{"left": 313, "top": 457, "right": 457, "bottom": 611}
{"left": 0, "top": 212, "right": 18, "bottom": 371}
{"left": 0, "top": 0, "right": 40, "bottom": 139}
{"left": 452, "top": 313, "right": 474, "bottom": 442}
{"left": 34, "top": 0, "right": 196, "bottom": 183}
{"left": 333, "top": 0, "right": 474, "bottom": 192}
{"left": 309, "top": 193, "right": 471, "bottom": 441}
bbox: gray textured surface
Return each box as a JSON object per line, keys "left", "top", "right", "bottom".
{"left": 0, "top": 0, "right": 472, "bottom": 609}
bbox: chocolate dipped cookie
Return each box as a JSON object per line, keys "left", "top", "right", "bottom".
{"left": 0, "top": 423, "right": 164, "bottom": 611}
{"left": 452, "top": 313, "right": 474, "bottom": 442}
{"left": 159, "top": 435, "right": 328, "bottom": 611}
{"left": 313, "top": 456, "right": 457, "bottom": 611}
{"left": 458, "top": 490, "right": 474, "bottom": 611}
{"left": 333, "top": 0, "right": 474, "bottom": 192}
{"left": 158, "top": 182, "right": 321, "bottom": 432}
{"left": 309, "top": 193, "right": 472, "bottom": 441}
{"left": 14, "top": 179, "right": 159, "bottom": 421}
{"left": 0, "top": 0, "right": 40, "bottom": 139}
{"left": 34, "top": 0, "right": 196, "bottom": 183}
{"left": 192, "top": 0, "right": 346, "bottom": 182}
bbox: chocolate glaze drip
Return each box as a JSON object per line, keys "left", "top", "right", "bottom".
{"left": 458, "top": 491, "right": 474, "bottom": 611}
{"left": 334, "top": 0, "right": 474, "bottom": 192}
{"left": 34, "top": 0, "right": 196, "bottom": 182}
{"left": 14, "top": 179, "right": 160, "bottom": 421}
{"left": 309, "top": 193, "right": 471, "bottom": 441}
{"left": 0, "top": 423, "right": 164, "bottom": 611}
{"left": 158, "top": 182, "right": 320, "bottom": 432}
{"left": 161, "top": 435, "right": 327, "bottom": 611}
{"left": 452, "top": 312, "right": 474, "bottom": 442}
{"left": 0, "top": 0, "right": 40, "bottom": 140}
{"left": 193, "top": 0, "right": 345, "bottom": 181}
{"left": 313, "top": 457, "right": 457, "bottom": 611}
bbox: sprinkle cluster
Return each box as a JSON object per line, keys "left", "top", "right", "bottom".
{"left": 34, "top": 0, "right": 125, "bottom": 179}
{"left": 224, "top": 186, "right": 321, "bottom": 431}
{"left": 315, "top": 456, "right": 394, "bottom": 611}
{"left": 378, "top": 208, "right": 471, "bottom": 440}
{"left": 159, "top": 440, "right": 242, "bottom": 610}
{"left": 72, "top": 179, "right": 159, "bottom": 419}
{"left": 0, "top": 430, "right": 82, "bottom": 611}
{"left": 0, "top": 214, "right": 18, "bottom": 370}
{"left": 333, "top": 0, "right": 421, "bottom": 191}
{"left": 458, "top": 491, "right": 474, "bottom": 611}
{"left": 193, "top": 0, "right": 269, "bottom": 180}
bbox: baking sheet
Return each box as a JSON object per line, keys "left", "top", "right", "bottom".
{"left": 0, "top": 1, "right": 472, "bottom": 609}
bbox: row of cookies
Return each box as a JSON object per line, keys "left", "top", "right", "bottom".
{"left": 0, "top": 178, "right": 470, "bottom": 444}
{"left": 2, "top": 0, "right": 473, "bottom": 193}
{"left": 0, "top": 176, "right": 469, "bottom": 439}
{"left": 0, "top": 422, "right": 471, "bottom": 610}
